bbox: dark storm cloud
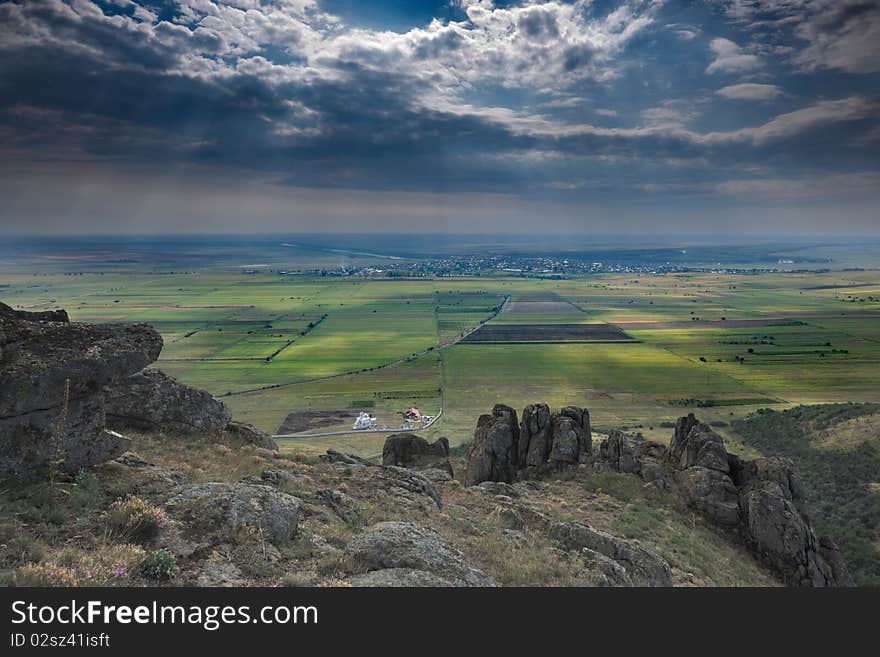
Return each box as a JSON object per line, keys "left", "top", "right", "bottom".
{"left": 0, "top": 0, "right": 878, "bottom": 234}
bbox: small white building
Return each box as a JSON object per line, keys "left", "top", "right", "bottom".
{"left": 353, "top": 411, "right": 377, "bottom": 430}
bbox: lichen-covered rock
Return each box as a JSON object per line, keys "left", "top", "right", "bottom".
{"left": 225, "top": 420, "right": 278, "bottom": 450}
{"left": 382, "top": 433, "right": 452, "bottom": 476}
{"left": 347, "top": 568, "right": 456, "bottom": 587}
{"left": 550, "top": 521, "right": 673, "bottom": 587}
{"left": 465, "top": 404, "right": 519, "bottom": 485}
{"left": 343, "top": 521, "right": 498, "bottom": 587}
{"left": 164, "top": 482, "right": 301, "bottom": 546}
{"left": 104, "top": 369, "right": 231, "bottom": 434}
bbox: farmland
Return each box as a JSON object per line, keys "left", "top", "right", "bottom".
{"left": 2, "top": 243, "right": 879, "bottom": 459}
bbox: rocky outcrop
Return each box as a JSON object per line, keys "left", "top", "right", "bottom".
{"left": 667, "top": 414, "right": 851, "bottom": 586}
{"left": 104, "top": 369, "right": 231, "bottom": 434}
{"left": 733, "top": 457, "right": 854, "bottom": 586}
{"left": 519, "top": 403, "right": 553, "bottom": 467}
{"left": 465, "top": 404, "right": 520, "bottom": 485}
{"left": 550, "top": 521, "right": 673, "bottom": 587}
{"left": 0, "top": 301, "right": 281, "bottom": 483}
{"left": 466, "top": 403, "right": 592, "bottom": 485}
{"left": 164, "top": 482, "right": 301, "bottom": 546}
{"left": 519, "top": 404, "right": 591, "bottom": 474}
{"left": 593, "top": 414, "right": 853, "bottom": 586}
{"left": 0, "top": 302, "right": 162, "bottom": 483}
{"left": 667, "top": 415, "right": 741, "bottom": 526}
{"left": 382, "top": 433, "right": 452, "bottom": 476}
{"left": 343, "top": 521, "right": 498, "bottom": 587}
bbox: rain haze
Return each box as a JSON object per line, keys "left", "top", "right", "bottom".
{"left": 1, "top": 0, "right": 879, "bottom": 236}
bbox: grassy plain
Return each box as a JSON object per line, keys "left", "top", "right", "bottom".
{"left": 2, "top": 259, "right": 879, "bottom": 459}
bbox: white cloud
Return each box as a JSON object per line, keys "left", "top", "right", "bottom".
{"left": 716, "top": 83, "right": 782, "bottom": 100}
{"left": 706, "top": 37, "right": 762, "bottom": 74}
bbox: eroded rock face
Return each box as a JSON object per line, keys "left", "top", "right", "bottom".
{"left": 382, "top": 433, "right": 452, "bottom": 476}
{"left": 0, "top": 303, "right": 161, "bottom": 482}
{"left": 164, "top": 482, "right": 301, "bottom": 546}
{"left": 465, "top": 404, "right": 520, "bottom": 485}
{"left": 104, "top": 369, "right": 231, "bottom": 434}
{"left": 343, "top": 521, "right": 498, "bottom": 587}
{"left": 735, "top": 458, "right": 853, "bottom": 587}
{"left": 550, "top": 521, "right": 673, "bottom": 587}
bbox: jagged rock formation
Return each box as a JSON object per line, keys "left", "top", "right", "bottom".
{"left": 550, "top": 521, "right": 673, "bottom": 587}
{"left": 343, "top": 521, "right": 498, "bottom": 587}
{"left": 595, "top": 413, "right": 853, "bottom": 587}
{"left": 0, "top": 302, "right": 161, "bottom": 483}
{"left": 465, "top": 404, "right": 520, "bottom": 485}
{"left": 382, "top": 433, "right": 453, "bottom": 477}
{"left": 104, "top": 369, "right": 231, "bottom": 434}
{"left": 466, "top": 403, "right": 592, "bottom": 485}
{"left": 0, "top": 302, "right": 278, "bottom": 483}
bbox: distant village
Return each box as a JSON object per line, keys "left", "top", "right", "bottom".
{"left": 275, "top": 253, "right": 828, "bottom": 279}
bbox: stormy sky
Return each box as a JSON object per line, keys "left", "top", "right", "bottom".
{"left": 1, "top": 0, "right": 879, "bottom": 236}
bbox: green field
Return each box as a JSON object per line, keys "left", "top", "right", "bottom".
{"left": 3, "top": 263, "right": 879, "bottom": 458}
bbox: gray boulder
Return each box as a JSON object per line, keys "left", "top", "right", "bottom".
{"left": 347, "top": 568, "right": 456, "bottom": 587}
{"left": 343, "top": 521, "right": 498, "bottom": 587}
{"left": 465, "top": 404, "right": 519, "bottom": 485}
{"left": 550, "top": 521, "right": 673, "bottom": 587}
{"left": 104, "top": 369, "right": 231, "bottom": 434}
{"left": 164, "top": 482, "right": 301, "bottom": 546}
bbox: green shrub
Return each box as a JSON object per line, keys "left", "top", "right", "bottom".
{"left": 140, "top": 549, "right": 177, "bottom": 582}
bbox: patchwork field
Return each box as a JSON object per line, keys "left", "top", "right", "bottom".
{"left": 461, "top": 323, "right": 635, "bottom": 343}
{"left": 2, "top": 257, "right": 879, "bottom": 459}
